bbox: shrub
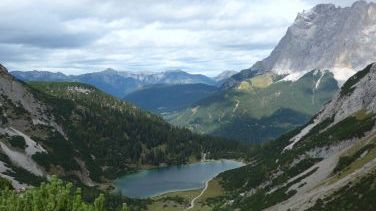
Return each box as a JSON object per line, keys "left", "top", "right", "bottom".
{"left": 8, "top": 136, "right": 27, "bottom": 150}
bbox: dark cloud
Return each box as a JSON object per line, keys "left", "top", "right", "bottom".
{"left": 0, "top": 32, "right": 102, "bottom": 48}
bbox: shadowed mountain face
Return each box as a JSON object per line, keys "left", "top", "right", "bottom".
{"left": 124, "top": 83, "right": 218, "bottom": 114}
{"left": 11, "top": 69, "right": 217, "bottom": 98}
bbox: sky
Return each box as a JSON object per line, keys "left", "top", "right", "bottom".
{"left": 0, "top": 0, "right": 369, "bottom": 76}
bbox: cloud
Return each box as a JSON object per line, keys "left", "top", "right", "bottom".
{"left": 0, "top": 0, "right": 372, "bottom": 75}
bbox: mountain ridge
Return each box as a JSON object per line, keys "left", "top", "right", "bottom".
{"left": 11, "top": 69, "right": 219, "bottom": 98}
{"left": 169, "top": 69, "right": 339, "bottom": 143}
{"left": 224, "top": 1, "right": 376, "bottom": 88}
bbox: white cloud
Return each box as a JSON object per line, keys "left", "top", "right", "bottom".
{"left": 0, "top": 0, "right": 372, "bottom": 75}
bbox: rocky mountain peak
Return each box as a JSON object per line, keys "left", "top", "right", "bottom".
{"left": 352, "top": 0, "right": 369, "bottom": 9}
{"left": 310, "top": 3, "right": 336, "bottom": 15}
{"left": 225, "top": 1, "right": 376, "bottom": 88}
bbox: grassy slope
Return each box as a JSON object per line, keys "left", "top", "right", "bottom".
{"left": 169, "top": 70, "right": 338, "bottom": 143}
{"left": 146, "top": 179, "right": 224, "bottom": 211}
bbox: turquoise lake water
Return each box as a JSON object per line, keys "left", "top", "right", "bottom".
{"left": 113, "top": 160, "right": 244, "bottom": 198}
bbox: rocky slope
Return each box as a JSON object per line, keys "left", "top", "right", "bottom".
{"left": 211, "top": 63, "right": 376, "bottom": 210}
{"left": 0, "top": 64, "right": 243, "bottom": 190}
{"left": 214, "top": 70, "right": 238, "bottom": 85}
{"left": 225, "top": 1, "right": 376, "bottom": 88}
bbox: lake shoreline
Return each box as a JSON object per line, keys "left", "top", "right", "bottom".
{"left": 114, "top": 159, "right": 245, "bottom": 199}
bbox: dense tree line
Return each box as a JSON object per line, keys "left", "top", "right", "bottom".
{"left": 29, "top": 82, "right": 247, "bottom": 181}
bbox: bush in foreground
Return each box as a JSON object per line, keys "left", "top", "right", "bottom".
{"left": 0, "top": 176, "right": 128, "bottom": 211}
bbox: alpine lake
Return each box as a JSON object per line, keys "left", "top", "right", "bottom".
{"left": 113, "top": 159, "right": 244, "bottom": 198}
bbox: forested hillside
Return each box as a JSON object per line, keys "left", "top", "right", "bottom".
{"left": 0, "top": 64, "right": 246, "bottom": 190}
{"left": 28, "top": 82, "right": 245, "bottom": 181}
{"left": 124, "top": 83, "right": 218, "bottom": 114}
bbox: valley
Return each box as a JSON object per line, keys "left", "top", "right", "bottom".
{"left": 0, "top": 64, "right": 247, "bottom": 210}
{"left": 1, "top": 1, "right": 376, "bottom": 211}
{"left": 169, "top": 70, "right": 339, "bottom": 143}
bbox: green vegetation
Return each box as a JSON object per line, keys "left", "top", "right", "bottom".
{"left": 1, "top": 64, "right": 374, "bottom": 211}
{"left": 207, "top": 108, "right": 375, "bottom": 210}
{"left": 333, "top": 144, "right": 375, "bottom": 173}
{"left": 0, "top": 147, "right": 45, "bottom": 186}
{"left": 0, "top": 94, "right": 30, "bottom": 122}
{"left": 124, "top": 83, "right": 218, "bottom": 114}
{"left": 340, "top": 63, "right": 373, "bottom": 97}
{"left": 28, "top": 82, "right": 247, "bottom": 181}
{"left": 295, "top": 114, "right": 375, "bottom": 151}
{"left": 169, "top": 70, "right": 338, "bottom": 143}
{"left": 0, "top": 177, "right": 12, "bottom": 190}
{"left": 7, "top": 136, "right": 27, "bottom": 150}
{"left": 269, "top": 158, "right": 322, "bottom": 188}
{"left": 146, "top": 179, "right": 225, "bottom": 211}
{"left": 31, "top": 129, "right": 81, "bottom": 172}
{"left": 0, "top": 176, "right": 129, "bottom": 211}
{"left": 309, "top": 170, "right": 376, "bottom": 211}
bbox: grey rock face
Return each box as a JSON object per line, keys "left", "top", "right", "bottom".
{"left": 320, "top": 63, "right": 376, "bottom": 123}
{"left": 284, "top": 63, "right": 376, "bottom": 150}
{"left": 228, "top": 1, "right": 376, "bottom": 86}
{"left": 214, "top": 70, "right": 237, "bottom": 82}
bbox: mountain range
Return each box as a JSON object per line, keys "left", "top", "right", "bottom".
{"left": 168, "top": 1, "right": 376, "bottom": 144}
{"left": 11, "top": 69, "right": 235, "bottom": 98}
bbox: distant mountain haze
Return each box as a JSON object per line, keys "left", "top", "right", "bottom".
{"left": 169, "top": 69, "right": 339, "bottom": 143}
{"left": 11, "top": 69, "right": 235, "bottom": 99}
{"left": 124, "top": 83, "right": 218, "bottom": 114}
